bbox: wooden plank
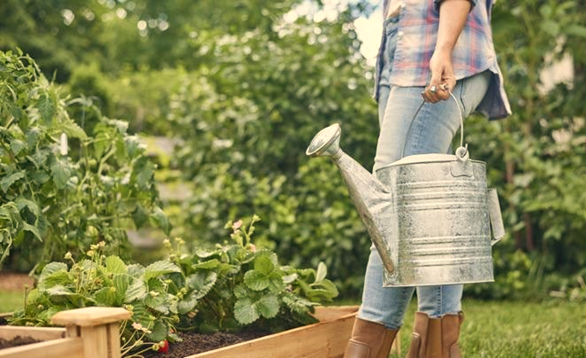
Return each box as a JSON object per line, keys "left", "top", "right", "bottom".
{"left": 0, "top": 326, "right": 66, "bottom": 341}
{"left": 0, "top": 337, "right": 83, "bottom": 358}
{"left": 106, "top": 323, "right": 122, "bottom": 358}
{"left": 79, "top": 326, "right": 108, "bottom": 358}
{"left": 51, "top": 307, "right": 130, "bottom": 327}
{"left": 311, "top": 306, "right": 359, "bottom": 322}
{"left": 187, "top": 310, "right": 358, "bottom": 358}
{"left": 65, "top": 325, "right": 80, "bottom": 338}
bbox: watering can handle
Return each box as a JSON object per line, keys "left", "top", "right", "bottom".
{"left": 448, "top": 91, "right": 469, "bottom": 161}
{"left": 488, "top": 188, "right": 505, "bottom": 245}
{"left": 450, "top": 92, "right": 504, "bottom": 244}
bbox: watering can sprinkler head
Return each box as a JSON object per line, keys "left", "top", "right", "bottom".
{"left": 306, "top": 123, "right": 342, "bottom": 159}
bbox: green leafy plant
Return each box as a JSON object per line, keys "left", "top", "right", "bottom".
{"left": 152, "top": 11, "right": 378, "bottom": 298}
{"left": 166, "top": 215, "right": 339, "bottom": 334}
{"left": 0, "top": 50, "right": 169, "bottom": 270}
{"left": 9, "top": 242, "right": 181, "bottom": 357}
{"left": 8, "top": 217, "right": 340, "bottom": 356}
{"left": 6, "top": 0, "right": 586, "bottom": 302}
{"left": 460, "top": 1, "right": 586, "bottom": 299}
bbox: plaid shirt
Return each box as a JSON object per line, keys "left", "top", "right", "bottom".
{"left": 376, "top": 0, "right": 511, "bottom": 120}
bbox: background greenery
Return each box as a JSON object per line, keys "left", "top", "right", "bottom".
{"left": 0, "top": 50, "right": 169, "bottom": 271}
{"left": 1, "top": 0, "right": 586, "bottom": 302}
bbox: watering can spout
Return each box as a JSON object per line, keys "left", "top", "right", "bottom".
{"left": 306, "top": 123, "right": 396, "bottom": 273}
{"left": 305, "top": 123, "right": 343, "bottom": 159}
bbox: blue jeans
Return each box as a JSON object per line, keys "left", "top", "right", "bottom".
{"left": 358, "top": 17, "right": 491, "bottom": 330}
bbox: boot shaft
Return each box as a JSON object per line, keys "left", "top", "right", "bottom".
{"left": 407, "top": 312, "right": 464, "bottom": 358}
{"left": 344, "top": 318, "right": 399, "bottom": 358}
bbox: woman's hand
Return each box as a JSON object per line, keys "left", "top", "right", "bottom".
{"left": 421, "top": 0, "right": 472, "bottom": 103}
{"left": 422, "top": 49, "right": 455, "bottom": 103}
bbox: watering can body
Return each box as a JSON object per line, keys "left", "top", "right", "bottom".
{"left": 306, "top": 123, "right": 505, "bottom": 287}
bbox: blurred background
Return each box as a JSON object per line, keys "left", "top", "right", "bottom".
{"left": 1, "top": 0, "right": 586, "bottom": 303}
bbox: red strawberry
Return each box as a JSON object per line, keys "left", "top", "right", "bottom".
{"left": 158, "top": 340, "right": 169, "bottom": 354}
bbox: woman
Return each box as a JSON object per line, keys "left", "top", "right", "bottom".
{"left": 344, "top": 0, "right": 510, "bottom": 357}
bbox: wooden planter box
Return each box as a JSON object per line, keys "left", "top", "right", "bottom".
{"left": 0, "top": 307, "right": 130, "bottom": 358}
{"left": 0, "top": 306, "right": 399, "bottom": 358}
{"left": 189, "top": 306, "right": 359, "bottom": 358}
{"left": 187, "top": 306, "right": 399, "bottom": 358}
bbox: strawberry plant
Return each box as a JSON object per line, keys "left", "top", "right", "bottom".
{"left": 0, "top": 50, "right": 169, "bottom": 270}
{"left": 166, "top": 215, "right": 339, "bottom": 334}
{"left": 7, "top": 216, "right": 340, "bottom": 356}
{"left": 9, "top": 242, "right": 181, "bottom": 357}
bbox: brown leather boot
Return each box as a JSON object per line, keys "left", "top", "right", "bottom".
{"left": 343, "top": 317, "right": 399, "bottom": 358}
{"left": 407, "top": 312, "right": 464, "bottom": 358}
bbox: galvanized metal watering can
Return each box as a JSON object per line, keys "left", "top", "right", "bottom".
{"left": 306, "top": 123, "right": 505, "bottom": 287}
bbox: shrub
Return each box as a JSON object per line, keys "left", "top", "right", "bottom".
{"left": 0, "top": 50, "right": 168, "bottom": 270}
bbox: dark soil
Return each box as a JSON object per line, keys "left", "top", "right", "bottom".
{"left": 0, "top": 315, "right": 40, "bottom": 351}
{"left": 0, "top": 336, "right": 40, "bottom": 350}
{"left": 142, "top": 330, "right": 269, "bottom": 358}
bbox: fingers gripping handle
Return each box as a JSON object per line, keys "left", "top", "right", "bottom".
{"left": 488, "top": 188, "right": 505, "bottom": 245}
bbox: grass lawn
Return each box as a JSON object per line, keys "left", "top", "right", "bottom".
{"left": 388, "top": 299, "right": 586, "bottom": 358}
{"left": 0, "top": 290, "right": 24, "bottom": 313}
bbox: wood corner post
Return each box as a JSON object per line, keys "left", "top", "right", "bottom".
{"left": 51, "top": 307, "right": 131, "bottom": 358}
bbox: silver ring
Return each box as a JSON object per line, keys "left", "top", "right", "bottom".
{"left": 430, "top": 85, "right": 437, "bottom": 93}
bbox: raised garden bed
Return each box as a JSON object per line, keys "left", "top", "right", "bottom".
{"left": 0, "top": 306, "right": 398, "bottom": 357}
{"left": 0, "top": 307, "right": 130, "bottom": 358}
{"left": 185, "top": 306, "right": 359, "bottom": 358}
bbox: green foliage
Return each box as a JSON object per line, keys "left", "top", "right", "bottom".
{"left": 166, "top": 216, "right": 339, "bottom": 333}
{"left": 461, "top": 0, "right": 586, "bottom": 298}
{"left": 0, "top": 0, "right": 376, "bottom": 297}
{"left": 156, "top": 0, "right": 586, "bottom": 300}
{"left": 66, "top": 63, "right": 114, "bottom": 135}
{"left": 2, "top": 0, "right": 586, "bottom": 301}
{"left": 7, "top": 217, "right": 340, "bottom": 352}
{"left": 9, "top": 242, "right": 181, "bottom": 356}
{"left": 101, "top": 68, "right": 187, "bottom": 135}
{"left": 0, "top": 0, "right": 305, "bottom": 81}
{"left": 153, "top": 8, "right": 377, "bottom": 297}
{"left": 0, "top": 50, "right": 168, "bottom": 270}
{"left": 97, "top": 0, "right": 586, "bottom": 299}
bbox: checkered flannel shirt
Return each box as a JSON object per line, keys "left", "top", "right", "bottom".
{"left": 376, "top": 0, "right": 511, "bottom": 120}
